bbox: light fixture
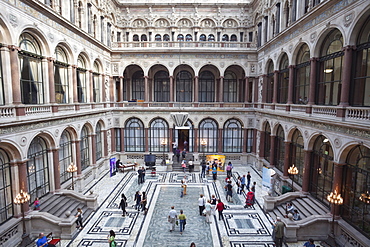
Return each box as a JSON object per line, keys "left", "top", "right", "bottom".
{"left": 323, "top": 138, "right": 329, "bottom": 143}
{"left": 359, "top": 191, "right": 370, "bottom": 204}
{"left": 161, "top": 139, "right": 167, "bottom": 165}
{"left": 14, "top": 190, "right": 32, "bottom": 247}
{"left": 67, "top": 162, "right": 77, "bottom": 190}
{"left": 327, "top": 190, "right": 344, "bottom": 236}
{"left": 288, "top": 164, "right": 299, "bottom": 192}
{"left": 200, "top": 139, "right": 207, "bottom": 161}
{"left": 324, "top": 68, "right": 333, "bottom": 73}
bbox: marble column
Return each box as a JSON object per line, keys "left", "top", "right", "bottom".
{"left": 110, "top": 128, "right": 116, "bottom": 153}
{"left": 308, "top": 58, "right": 317, "bottom": 106}
{"left": 259, "top": 131, "right": 265, "bottom": 159}
{"left": 144, "top": 76, "right": 149, "bottom": 102}
{"left": 52, "top": 148, "right": 61, "bottom": 191}
{"left": 287, "top": 65, "right": 294, "bottom": 105}
{"left": 169, "top": 76, "right": 174, "bottom": 102}
{"left": 219, "top": 76, "right": 224, "bottom": 102}
{"left": 339, "top": 46, "right": 354, "bottom": 108}
{"left": 261, "top": 75, "right": 267, "bottom": 104}
{"left": 72, "top": 65, "right": 78, "bottom": 103}
{"left": 194, "top": 76, "right": 199, "bottom": 102}
{"left": 74, "top": 140, "right": 82, "bottom": 175}
{"left": 119, "top": 76, "right": 124, "bottom": 102}
{"left": 89, "top": 70, "right": 94, "bottom": 104}
{"left": 252, "top": 129, "right": 257, "bottom": 154}
{"left": 273, "top": 71, "right": 279, "bottom": 104}
{"left": 18, "top": 161, "right": 30, "bottom": 212}
{"left": 301, "top": 149, "right": 312, "bottom": 193}
{"left": 269, "top": 135, "right": 276, "bottom": 167}
{"left": 145, "top": 128, "right": 149, "bottom": 152}
{"left": 120, "top": 128, "right": 125, "bottom": 152}
{"left": 90, "top": 134, "right": 97, "bottom": 164}
{"left": 8, "top": 46, "right": 22, "bottom": 105}
{"left": 244, "top": 77, "right": 250, "bottom": 103}
{"left": 47, "top": 57, "right": 56, "bottom": 105}
{"left": 102, "top": 130, "right": 108, "bottom": 157}
{"left": 218, "top": 129, "right": 223, "bottom": 154}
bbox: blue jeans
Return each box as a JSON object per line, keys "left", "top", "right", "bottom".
{"left": 180, "top": 219, "right": 186, "bottom": 232}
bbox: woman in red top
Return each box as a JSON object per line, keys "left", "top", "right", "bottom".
{"left": 216, "top": 199, "right": 225, "bottom": 221}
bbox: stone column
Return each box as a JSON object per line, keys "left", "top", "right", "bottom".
{"left": 194, "top": 76, "right": 199, "bottom": 102}
{"left": 332, "top": 162, "right": 344, "bottom": 216}
{"left": 259, "top": 130, "right": 265, "bottom": 158}
{"left": 89, "top": 70, "right": 94, "bottom": 103}
{"left": 119, "top": 76, "right": 124, "bottom": 102}
{"left": 17, "top": 161, "right": 30, "bottom": 213}
{"left": 169, "top": 76, "right": 174, "bottom": 102}
{"left": 261, "top": 75, "right": 267, "bottom": 103}
{"left": 219, "top": 76, "right": 224, "bottom": 102}
{"left": 269, "top": 135, "right": 276, "bottom": 167}
{"left": 144, "top": 76, "right": 149, "bottom": 102}
{"left": 47, "top": 57, "right": 56, "bottom": 105}
{"left": 308, "top": 58, "right": 317, "bottom": 106}
{"left": 72, "top": 65, "right": 78, "bottom": 103}
{"left": 101, "top": 74, "right": 106, "bottom": 104}
{"left": 74, "top": 140, "right": 82, "bottom": 175}
{"left": 244, "top": 77, "right": 250, "bottom": 103}
{"left": 120, "top": 128, "right": 125, "bottom": 152}
{"left": 273, "top": 70, "right": 279, "bottom": 104}
{"left": 302, "top": 149, "right": 312, "bottom": 193}
{"left": 111, "top": 128, "right": 116, "bottom": 153}
{"left": 90, "top": 134, "right": 97, "bottom": 164}
{"left": 52, "top": 148, "right": 61, "bottom": 191}
{"left": 110, "top": 76, "right": 114, "bottom": 106}
{"left": 218, "top": 129, "right": 223, "bottom": 154}
{"left": 8, "top": 46, "right": 22, "bottom": 105}
{"left": 243, "top": 129, "right": 248, "bottom": 153}
{"left": 194, "top": 128, "right": 198, "bottom": 153}
{"left": 338, "top": 46, "right": 354, "bottom": 115}
{"left": 252, "top": 129, "right": 257, "bottom": 153}
{"left": 145, "top": 128, "right": 149, "bottom": 152}
{"left": 287, "top": 65, "right": 294, "bottom": 105}
{"left": 102, "top": 130, "right": 108, "bottom": 157}
{"left": 283, "top": 141, "right": 291, "bottom": 177}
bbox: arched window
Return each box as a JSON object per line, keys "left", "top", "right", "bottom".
{"left": 0, "top": 148, "right": 13, "bottom": 223}
{"left": 133, "top": 35, "right": 139, "bottom": 41}
{"left": 223, "top": 71, "right": 238, "bottom": 102}
{"left": 154, "top": 71, "right": 170, "bottom": 102}
{"left": 208, "top": 34, "right": 215, "bottom": 41}
{"left": 275, "top": 125, "right": 285, "bottom": 172}
{"left": 277, "top": 54, "right": 289, "bottom": 103}
{"left": 177, "top": 34, "right": 184, "bottom": 41}
{"left": 155, "top": 34, "right": 162, "bottom": 41}
{"left": 125, "top": 118, "right": 145, "bottom": 152}
{"left": 310, "top": 135, "right": 334, "bottom": 206}
{"left": 222, "top": 34, "right": 229, "bottom": 41}
{"left": 199, "top": 71, "right": 215, "bottom": 102}
{"left": 199, "top": 34, "right": 206, "bottom": 41}
{"left": 93, "top": 61, "right": 101, "bottom": 102}
{"left": 317, "top": 29, "right": 343, "bottom": 106}
{"left": 54, "top": 46, "right": 69, "bottom": 104}
{"left": 230, "top": 34, "right": 237, "bottom": 41}
{"left": 80, "top": 126, "right": 90, "bottom": 171}
{"left": 149, "top": 119, "right": 169, "bottom": 152}
{"left": 141, "top": 34, "right": 147, "bottom": 41}
{"left": 27, "top": 136, "right": 49, "bottom": 203}
{"left": 343, "top": 145, "right": 370, "bottom": 238}
{"left": 185, "top": 34, "right": 193, "bottom": 41}
{"left": 19, "top": 33, "right": 44, "bottom": 104}
{"left": 176, "top": 71, "right": 192, "bottom": 102}
{"left": 59, "top": 130, "right": 73, "bottom": 184}
{"left": 266, "top": 61, "right": 274, "bottom": 103}
{"left": 163, "top": 34, "right": 170, "bottom": 41}
{"left": 96, "top": 122, "right": 102, "bottom": 160}
{"left": 294, "top": 44, "right": 310, "bottom": 104}
{"left": 199, "top": 119, "right": 218, "bottom": 153}
{"left": 264, "top": 122, "right": 271, "bottom": 161}
{"left": 223, "top": 119, "right": 243, "bottom": 153}
{"left": 132, "top": 71, "right": 144, "bottom": 100}
{"left": 351, "top": 16, "right": 370, "bottom": 106}
{"left": 290, "top": 129, "right": 304, "bottom": 186}
{"left": 77, "top": 56, "right": 87, "bottom": 103}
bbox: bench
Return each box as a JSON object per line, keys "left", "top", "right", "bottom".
{"left": 118, "top": 162, "right": 139, "bottom": 173}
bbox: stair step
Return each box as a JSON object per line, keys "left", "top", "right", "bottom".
{"left": 302, "top": 197, "right": 328, "bottom": 215}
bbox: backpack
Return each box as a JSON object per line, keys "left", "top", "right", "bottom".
{"left": 226, "top": 165, "right": 232, "bottom": 171}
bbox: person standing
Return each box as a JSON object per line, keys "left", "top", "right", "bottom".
{"left": 138, "top": 168, "right": 143, "bottom": 184}
{"left": 274, "top": 217, "right": 285, "bottom": 247}
{"left": 178, "top": 209, "right": 187, "bottom": 235}
{"left": 212, "top": 166, "right": 217, "bottom": 181}
{"left": 119, "top": 193, "right": 127, "bottom": 216}
{"left": 34, "top": 197, "right": 40, "bottom": 210}
{"left": 75, "top": 208, "right": 83, "bottom": 230}
{"left": 182, "top": 175, "right": 188, "bottom": 195}
{"left": 205, "top": 199, "right": 212, "bottom": 223}
{"left": 141, "top": 167, "right": 146, "bottom": 183}
{"left": 198, "top": 194, "right": 206, "bottom": 216}
{"left": 168, "top": 206, "right": 177, "bottom": 232}
{"left": 134, "top": 191, "right": 142, "bottom": 211}
{"left": 188, "top": 160, "right": 194, "bottom": 173}
{"left": 216, "top": 199, "right": 225, "bottom": 221}
{"left": 226, "top": 162, "right": 233, "bottom": 177}
{"left": 108, "top": 230, "right": 116, "bottom": 247}
{"left": 241, "top": 174, "right": 246, "bottom": 192}
{"left": 140, "top": 191, "right": 147, "bottom": 212}
{"left": 210, "top": 194, "right": 217, "bottom": 215}
{"left": 173, "top": 142, "right": 177, "bottom": 154}
{"left": 181, "top": 159, "right": 187, "bottom": 172}
{"left": 246, "top": 172, "right": 251, "bottom": 191}
{"left": 251, "top": 181, "right": 256, "bottom": 193}
{"left": 236, "top": 176, "right": 242, "bottom": 194}
{"left": 201, "top": 161, "right": 206, "bottom": 178}
{"left": 176, "top": 148, "right": 181, "bottom": 163}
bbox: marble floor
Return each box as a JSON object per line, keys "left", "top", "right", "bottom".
{"left": 62, "top": 164, "right": 309, "bottom": 247}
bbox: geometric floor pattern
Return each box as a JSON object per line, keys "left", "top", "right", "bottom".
{"left": 63, "top": 164, "right": 304, "bottom": 247}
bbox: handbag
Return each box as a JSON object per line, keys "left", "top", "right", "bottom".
{"left": 176, "top": 220, "right": 179, "bottom": 225}
{"left": 183, "top": 219, "right": 187, "bottom": 225}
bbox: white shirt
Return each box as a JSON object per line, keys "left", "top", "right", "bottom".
{"left": 198, "top": 197, "right": 206, "bottom": 206}
{"left": 168, "top": 209, "right": 177, "bottom": 219}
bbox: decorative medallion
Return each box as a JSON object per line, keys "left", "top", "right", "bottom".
{"left": 169, "top": 62, "right": 174, "bottom": 67}
{"left": 288, "top": 44, "right": 293, "bottom": 53}
{"left": 194, "top": 62, "right": 199, "bottom": 68}
{"left": 20, "top": 137, "right": 27, "bottom": 147}
{"left": 250, "top": 64, "right": 256, "bottom": 73}
{"left": 113, "top": 64, "right": 118, "bottom": 73}
{"left": 304, "top": 130, "right": 309, "bottom": 138}
{"left": 310, "top": 32, "right": 316, "bottom": 44}
{"left": 343, "top": 12, "right": 354, "bottom": 27}
{"left": 334, "top": 138, "right": 341, "bottom": 148}
{"left": 54, "top": 129, "right": 59, "bottom": 137}
{"left": 48, "top": 33, "right": 54, "bottom": 42}
{"left": 220, "top": 62, "right": 225, "bottom": 68}
{"left": 73, "top": 45, "right": 77, "bottom": 53}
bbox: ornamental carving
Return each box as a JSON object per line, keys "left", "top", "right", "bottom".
{"left": 20, "top": 137, "right": 27, "bottom": 147}
{"left": 334, "top": 138, "right": 342, "bottom": 148}
{"left": 343, "top": 12, "right": 354, "bottom": 27}
{"left": 9, "top": 14, "right": 18, "bottom": 27}
{"left": 310, "top": 32, "right": 317, "bottom": 44}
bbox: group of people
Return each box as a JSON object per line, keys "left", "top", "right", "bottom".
{"left": 197, "top": 194, "right": 227, "bottom": 223}
{"left": 137, "top": 166, "right": 146, "bottom": 184}
{"left": 285, "top": 202, "right": 301, "bottom": 221}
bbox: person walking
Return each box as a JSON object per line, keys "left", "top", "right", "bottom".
{"left": 181, "top": 159, "right": 187, "bottom": 172}
{"left": 108, "top": 230, "right": 116, "bottom": 247}
{"left": 134, "top": 191, "right": 142, "bottom": 211}
{"left": 226, "top": 161, "right": 233, "bottom": 177}
{"left": 201, "top": 161, "right": 206, "bottom": 178}
{"left": 75, "top": 208, "right": 84, "bottom": 230}
{"left": 246, "top": 172, "right": 251, "bottom": 191}
{"left": 180, "top": 180, "right": 185, "bottom": 198}
{"left": 182, "top": 175, "right": 188, "bottom": 195}
{"left": 138, "top": 168, "right": 143, "bottom": 184}
{"left": 168, "top": 206, "right": 177, "bottom": 232}
{"left": 251, "top": 181, "right": 256, "bottom": 193}
{"left": 198, "top": 194, "right": 206, "bottom": 216}
{"left": 236, "top": 176, "right": 242, "bottom": 194}
{"left": 226, "top": 180, "right": 233, "bottom": 202}
{"left": 210, "top": 194, "right": 217, "bottom": 215}
{"left": 212, "top": 166, "right": 217, "bottom": 181}
{"left": 274, "top": 217, "right": 285, "bottom": 247}
{"left": 241, "top": 174, "right": 246, "bottom": 192}
{"left": 189, "top": 243, "right": 196, "bottom": 247}
{"left": 178, "top": 209, "right": 187, "bottom": 235}
{"left": 119, "top": 193, "right": 127, "bottom": 216}
{"left": 188, "top": 160, "right": 194, "bottom": 172}
{"left": 140, "top": 191, "right": 147, "bottom": 212}
{"left": 216, "top": 199, "right": 225, "bottom": 221}
{"left": 205, "top": 199, "right": 212, "bottom": 223}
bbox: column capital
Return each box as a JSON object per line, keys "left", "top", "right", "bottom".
{"left": 288, "top": 65, "right": 295, "bottom": 69}
{"left": 46, "top": 57, "right": 55, "bottom": 62}
{"left": 119, "top": 76, "right": 124, "bottom": 79}
{"left": 72, "top": 64, "right": 78, "bottom": 69}
{"left": 342, "top": 45, "right": 355, "bottom": 52}
{"left": 7, "top": 45, "right": 21, "bottom": 51}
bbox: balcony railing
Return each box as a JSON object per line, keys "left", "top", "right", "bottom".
{"left": 112, "top": 41, "right": 256, "bottom": 50}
